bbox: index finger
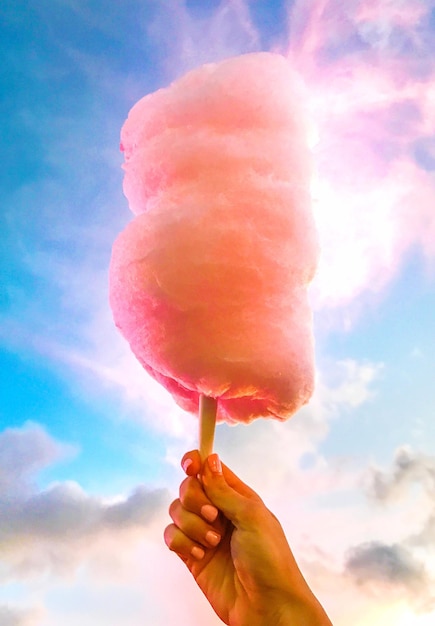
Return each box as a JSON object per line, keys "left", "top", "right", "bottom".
{"left": 181, "top": 450, "right": 202, "bottom": 476}
{"left": 181, "top": 450, "right": 262, "bottom": 501}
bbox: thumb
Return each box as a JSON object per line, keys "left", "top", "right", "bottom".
{"left": 201, "top": 454, "right": 260, "bottom": 528}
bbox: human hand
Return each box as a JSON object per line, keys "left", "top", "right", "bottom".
{"left": 164, "top": 450, "right": 332, "bottom": 626}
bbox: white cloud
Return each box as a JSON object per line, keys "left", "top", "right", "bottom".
{"left": 0, "top": 359, "right": 385, "bottom": 623}
{"left": 0, "top": 361, "right": 430, "bottom": 624}
{"left": 0, "top": 424, "right": 222, "bottom": 625}
{"left": 364, "top": 445, "right": 435, "bottom": 504}
{"left": 0, "top": 423, "right": 69, "bottom": 495}
{"left": 0, "top": 605, "right": 43, "bottom": 626}
{"left": 145, "top": 0, "right": 260, "bottom": 79}
{"left": 0, "top": 425, "right": 168, "bottom": 582}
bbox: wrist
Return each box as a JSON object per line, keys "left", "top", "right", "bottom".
{"left": 228, "top": 591, "right": 332, "bottom": 626}
{"left": 277, "top": 591, "right": 333, "bottom": 626}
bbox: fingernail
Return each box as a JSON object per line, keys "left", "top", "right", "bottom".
{"left": 205, "top": 530, "right": 221, "bottom": 547}
{"left": 191, "top": 546, "right": 205, "bottom": 560}
{"left": 201, "top": 504, "right": 218, "bottom": 522}
{"left": 182, "top": 458, "right": 193, "bottom": 473}
{"left": 208, "top": 453, "right": 222, "bottom": 475}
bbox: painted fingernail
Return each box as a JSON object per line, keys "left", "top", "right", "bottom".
{"left": 205, "top": 530, "right": 221, "bottom": 547}
{"left": 208, "top": 453, "right": 222, "bottom": 475}
{"left": 191, "top": 546, "right": 205, "bottom": 560}
{"left": 201, "top": 504, "right": 218, "bottom": 522}
{"left": 182, "top": 458, "right": 193, "bottom": 473}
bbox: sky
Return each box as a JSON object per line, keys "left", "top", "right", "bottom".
{"left": 0, "top": 0, "right": 434, "bottom": 624}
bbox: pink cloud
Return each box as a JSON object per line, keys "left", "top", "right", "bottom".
{"left": 355, "top": 0, "right": 428, "bottom": 29}
{"left": 287, "top": 0, "right": 435, "bottom": 309}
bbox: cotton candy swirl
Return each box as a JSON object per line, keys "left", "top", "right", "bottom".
{"left": 109, "top": 52, "right": 319, "bottom": 424}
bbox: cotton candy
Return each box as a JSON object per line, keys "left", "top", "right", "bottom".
{"left": 109, "top": 52, "right": 318, "bottom": 424}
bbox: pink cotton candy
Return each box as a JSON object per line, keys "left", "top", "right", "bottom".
{"left": 109, "top": 52, "right": 318, "bottom": 424}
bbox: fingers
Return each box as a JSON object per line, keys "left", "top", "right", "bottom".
{"left": 181, "top": 449, "right": 262, "bottom": 500}
{"left": 179, "top": 473, "right": 220, "bottom": 523}
{"left": 167, "top": 450, "right": 266, "bottom": 560}
{"left": 163, "top": 523, "right": 206, "bottom": 562}
{"left": 180, "top": 451, "right": 220, "bottom": 523}
{"left": 202, "top": 453, "right": 264, "bottom": 528}
{"left": 169, "top": 498, "right": 222, "bottom": 549}
{"left": 181, "top": 450, "right": 201, "bottom": 476}
{"left": 180, "top": 450, "right": 264, "bottom": 527}
{"left": 164, "top": 494, "right": 222, "bottom": 563}
{"left": 164, "top": 463, "right": 224, "bottom": 562}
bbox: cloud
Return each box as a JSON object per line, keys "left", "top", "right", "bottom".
{"left": 288, "top": 0, "right": 435, "bottom": 311}
{"left": 339, "top": 445, "right": 435, "bottom": 614}
{"left": 145, "top": 0, "right": 260, "bottom": 79}
{"left": 364, "top": 445, "right": 435, "bottom": 503}
{"left": 1, "top": 483, "right": 166, "bottom": 542}
{"left": 318, "top": 358, "right": 383, "bottom": 411}
{"left": 0, "top": 606, "right": 43, "bottom": 626}
{"left": 345, "top": 540, "right": 427, "bottom": 587}
{"left": 410, "top": 513, "right": 435, "bottom": 548}
{"left": 0, "top": 423, "right": 72, "bottom": 495}
{"left": 363, "top": 446, "right": 435, "bottom": 578}
{"left": 0, "top": 425, "right": 168, "bottom": 581}
{"left": 210, "top": 356, "right": 384, "bottom": 552}
{"left": 344, "top": 540, "right": 435, "bottom": 613}
{"left": 0, "top": 431, "right": 215, "bottom": 626}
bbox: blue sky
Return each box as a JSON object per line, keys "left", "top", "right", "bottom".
{"left": 1, "top": 1, "right": 434, "bottom": 625}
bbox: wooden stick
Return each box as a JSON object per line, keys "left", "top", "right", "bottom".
{"left": 199, "top": 395, "right": 217, "bottom": 462}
